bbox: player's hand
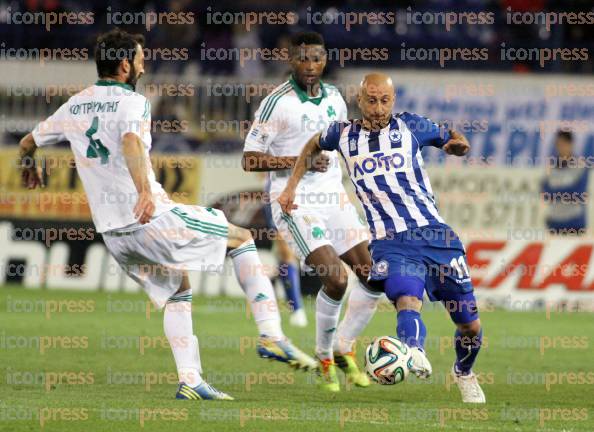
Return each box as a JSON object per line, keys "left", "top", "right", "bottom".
{"left": 307, "top": 152, "right": 330, "bottom": 172}
{"left": 443, "top": 130, "right": 470, "bottom": 156}
{"left": 134, "top": 190, "right": 155, "bottom": 224}
{"left": 21, "top": 157, "right": 45, "bottom": 189}
{"left": 277, "top": 188, "right": 297, "bottom": 215}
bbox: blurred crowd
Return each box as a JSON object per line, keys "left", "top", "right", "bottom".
{"left": 1, "top": 0, "right": 593, "bottom": 74}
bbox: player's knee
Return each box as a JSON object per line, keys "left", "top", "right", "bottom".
{"left": 396, "top": 295, "right": 422, "bottom": 312}
{"left": 324, "top": 273, "right": 348, "bottom": 298}
{"left": 457, "top": 319, "right": 481, "bottom": 337}
{"left": 352, "top": 263, "right": 371, "bottom": 283}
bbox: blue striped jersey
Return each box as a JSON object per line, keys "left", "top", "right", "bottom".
{"left": 318, "top": 113, "right": 450, "bottom": 240}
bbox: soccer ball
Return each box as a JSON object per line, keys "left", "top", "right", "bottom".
{"left": 364, "top": 336, "right": 413, "bottom": 385}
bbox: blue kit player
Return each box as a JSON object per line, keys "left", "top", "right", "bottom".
{"left": 278, "top": 73, "right": 486, "bottom": 403}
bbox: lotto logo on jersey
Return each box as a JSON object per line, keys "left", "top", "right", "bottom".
{"left": 353, "top": 151, "right": 406, "bottom": 178}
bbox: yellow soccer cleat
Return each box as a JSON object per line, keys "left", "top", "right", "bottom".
{"left": 257, "top": 336, "right": 317, "bottom": 371}
{"left": 334, "top": 351, "right": 370, "bottom": 388}
{"left": 316, "top": 357, "right": 340, "bottom": 392}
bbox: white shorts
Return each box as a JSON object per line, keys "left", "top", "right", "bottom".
{"left": 103, "top": 205, "right": 228, "bottom": 309}
{"left": 271, "top": 200, "right": 369, "bottom": 263}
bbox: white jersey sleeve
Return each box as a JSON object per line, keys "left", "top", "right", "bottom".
{"left": 337, "top": 93, "right": 348, "bottom": 122}
{"left": 32, "top": 102, "right": 69, "bottom": 147}
{"left": 118, "top": 94, "right": 152, "bottom": 146}
{"left": 243, "top": 91, "right": 287, "bottom": 153}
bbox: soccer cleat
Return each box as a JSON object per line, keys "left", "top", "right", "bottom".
{"left": 316, "top": 357, "right": 340, "bottom": 392}
{"left": 257, "top": 336, "right": 317, "bottom": 371}
{"left": 175, "top": 382, "right": 234, "bottom": 401}
{"left": 452, "top": 365, "right": 486, "bottom": 403}
{"left": 289, "top": 308, "right": 308, "bottom": 328}
{"left": 409, "top": 347, "right": 433, "bottom": 379}
{"left": 334, "top": 351, "right": 370, "bottom": 387}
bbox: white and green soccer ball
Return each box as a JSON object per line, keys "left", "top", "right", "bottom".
{"left": 364, "top": 336, "right": 413, "bottom": 385}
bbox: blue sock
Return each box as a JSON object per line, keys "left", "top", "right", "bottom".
{"left": 279, "top": 262, "right": 303, "bottom": 311}
{"left": 396, "top": 310, "right": 426, "bottom": 350}
{"left": 454, "top": 328, "right": 482, "bottom": 375}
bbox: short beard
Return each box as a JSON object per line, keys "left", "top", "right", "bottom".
{"left": 126, "top": 63, "right": 139, "bottom": 90}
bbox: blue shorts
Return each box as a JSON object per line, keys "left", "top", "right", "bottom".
{"left": 369, "top": 224, "right": 475, "bottom": 314}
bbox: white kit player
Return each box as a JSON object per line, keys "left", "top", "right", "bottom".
{"left": 19, "top": 29, "right": 315, "bottom": 401}
{"left": 243, "top": 32, "right": 382, "bottom": 392}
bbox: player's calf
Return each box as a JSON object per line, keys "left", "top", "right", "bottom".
{"left": 227, "top": 223, "right": 316, "bottom": 371}
{"left": 383, "top": 274, "right": 432, "bottom": 378}
{"left": 445, "top": 295, "right": 485, "bottom": 402}
{"left": 306, "top": 245, "right": 349, "bottom": 362}
{"left": 453, "top": 319, "right": 483, "bottom": 376}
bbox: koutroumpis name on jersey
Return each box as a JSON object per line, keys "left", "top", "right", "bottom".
{"left": 351, "top": 151, "right": 413, "bottom": 178}
{"left": 69, "top": 101, "right": 120, "bottom": 115}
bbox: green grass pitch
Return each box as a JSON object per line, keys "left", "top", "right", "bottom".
{"left": 0, "top": 285, "right": 592, "bottom": 431}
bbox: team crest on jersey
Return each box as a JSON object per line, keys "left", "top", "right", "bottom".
{"left": 372, "top": 260, "right": 389, "bottom": 277}
{"left": 389, "top": 129, "right": 402, "bottom": 144}
{"left": 312, "top": 226, "right": 325, "bottom": 239}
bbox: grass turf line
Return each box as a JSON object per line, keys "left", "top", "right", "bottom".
{"left": 0, "top": 285, "right": 593, "bottom": 431}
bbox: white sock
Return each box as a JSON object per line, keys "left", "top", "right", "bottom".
{"left": 230, "top": 239, "right": 283, "bottom": 339}
{"left": 316, "top": 289, "right": 343, "bottom": 360}
{"left": 164, "top": 291, "right": 203, "bottom": 387}
{"left": 334, "top": 281, "right": 382, "bottom": 354}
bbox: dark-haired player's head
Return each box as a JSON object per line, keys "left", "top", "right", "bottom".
{"left": 555, "top": 129, "right": 574, "bottom": 160}
{"left": 289, "top": 32, "right": 327, "bottom": 94}
{"left": 94, "top": 28, "right": 145, "bottom": 90}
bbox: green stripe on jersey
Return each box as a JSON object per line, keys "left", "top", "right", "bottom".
{"left": 142, "top": 99, "right": 151, "bottom": 119}
{"left": 258, "top": 83, "right": 290, "bottom": 119}
{"left": 260, "top": 83, "right": 292, "bottom": 122}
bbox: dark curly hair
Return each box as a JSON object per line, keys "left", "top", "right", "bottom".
{"left": 94, "top": 28, "right": 145, "bottom": 78}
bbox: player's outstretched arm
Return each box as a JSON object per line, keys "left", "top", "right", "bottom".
{"left": 277, "top": 133, "right": 322, "bottom": 214}
{"left": 122, "top": 132, "right": 154, "bottom": 224}
{"left": 19, "top": 133, "right": 45, "bottom": 189}
{"left": 443, "top": 130, "right": 470, "bottom": 156}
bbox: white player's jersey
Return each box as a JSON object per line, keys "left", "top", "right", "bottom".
{"left": 244, "top": 77, "right": 348, "bottom": 207}
{"left": 32, "top": 80, "right": 174, "bottom": 233}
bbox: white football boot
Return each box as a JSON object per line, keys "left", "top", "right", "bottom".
{"left": 409, "top": 347, "right": 432, "bottom": 379}
{"left": 451, "top": 365, "right": 486, "bottom": 403}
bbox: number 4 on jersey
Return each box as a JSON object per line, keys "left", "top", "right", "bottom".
{"left": 85, "top": 116, "right": 110, "bottom": 164}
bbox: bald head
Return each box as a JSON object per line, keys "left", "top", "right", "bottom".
{"left": 360, "top": 73, "right": 394, "bottom": 93}
{"left": 357, "top": 73, "right": 395, "bottom": 130}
